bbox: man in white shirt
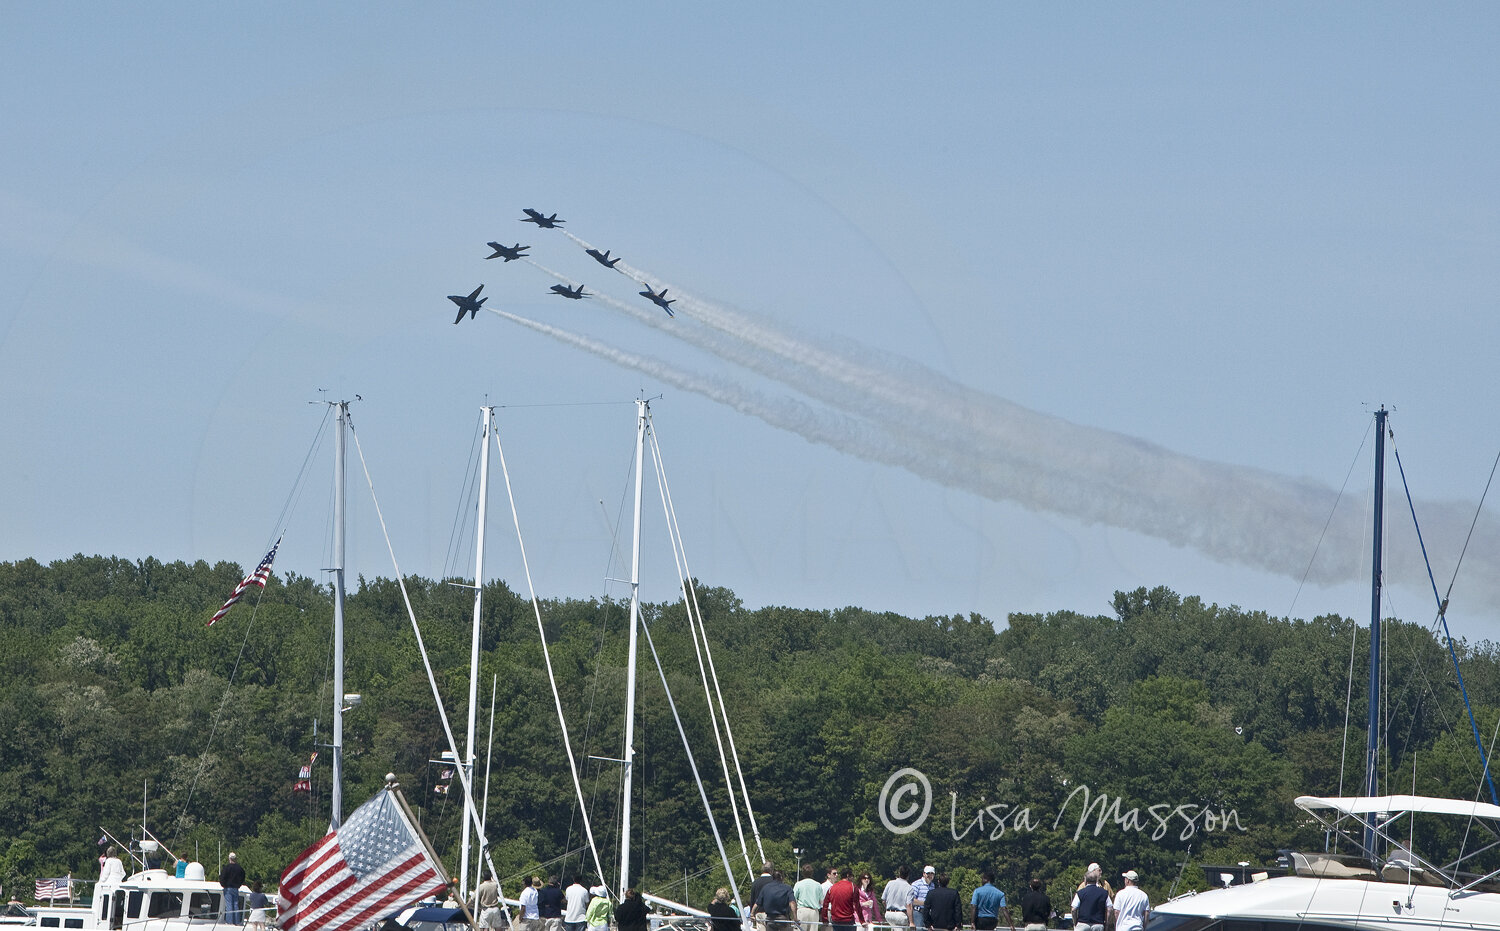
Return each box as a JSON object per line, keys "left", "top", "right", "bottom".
{"left": 882, "top": 866, "right": 913, "bottom": 928}
{"left": 564, "top": 877, "right": 591, "bottom": 931}
{"left": 1111, "top": 872, "right": 1150, "bottom": 931}
{"left": 517, "top": 876, "right": 541, "bottom": 931}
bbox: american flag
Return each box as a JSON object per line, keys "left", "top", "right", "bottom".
{"left": 208, "top": 537, "right": 282, "bottom": 626}
{"left": 35, "top": 877, "right": 70, "bottom": 900}
{"left": 277, "top": 788, "right": 446, "bottom": 931}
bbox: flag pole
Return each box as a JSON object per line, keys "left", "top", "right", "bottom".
{"left": 385, "top": 774, "right": 477, "bottom": 928}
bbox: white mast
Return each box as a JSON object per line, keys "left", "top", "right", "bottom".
{"left": 619, "top": 398, "right": 647, "bottom": 895}
{"left": 462, "top": 406, "right": 493, "bottom": 899}
{"left": 331, "top": 400, "right": 348, "bottom": 829}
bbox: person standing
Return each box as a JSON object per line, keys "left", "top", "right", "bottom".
{"left": 1111, "top": 873, "right": 1149, "bottom": 931}
{"left": 538, "top": 876, "right": 565, "bottom": 931}
{"left": 755, "top": 870, "right": 798, "bottom": 931}
{"left": 1071, "top": 873, "right": 1108, "bottom": 931}
{"left": 794, "top": 865, "right": 825, "bottom": 931}
{"left": 485, "top": 874, "right": 513, "bottom": 931}
{"left": 967, "top": 872, "right": 1010, "bottom": 931}
{"left": 564, "top": 877, "right": 591, "bottom": 931}
{"left": 854, "top": 873, "right": 878, "bottom": 931}
{"left": 923, "top": 875, "right": 963, "bottom": 931}
{"left": 522, "top": 875, "right": 546, "bottom": 929}
{"left": 1018, "top": 879, "right": 1049, "bottom": 931}
{"left": 246, "top": 881, "right": 270, "bottom": 931}
{"left": 219, "top": 853, "right": 246, "bottom": 925}
{"left": 821, "top": 868, "right": 857, "bottom": 931}
{"left": 882, "top": 866, "right": 913, "bottom": 929}
{"left": 750, "top": 862, "right": 776, "bottom": 931}
{"left": 707, "top": 888, "right": 740, "bottom": 931}
{"left": 617, "top": 889, "right": 650, "bottom": 931}
{"left": 909, "top": 867, "right": 936, "bottom": 930}
{"left": 584, "top": 886, "right": 612, "bottom": 931}
{"left": 99, "top": 848, "right": 126, "bottom": 887}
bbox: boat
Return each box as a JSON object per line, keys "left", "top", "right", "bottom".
{"left": 1151, "top": 409, "right": 1500, "bottom": 931}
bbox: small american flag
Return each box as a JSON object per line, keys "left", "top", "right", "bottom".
{"left": 277, "top": 787, "right": 446, "bottom": 931}
{"left": 208, "top": 537, "right": 282, "bottom": 626}
{"left": 35, "top": 877, "right": 70, "bottom": 900}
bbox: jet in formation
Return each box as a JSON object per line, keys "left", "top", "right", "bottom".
{"left": 521, "top": 209, "right": 564, "bottom": 228}
{"left": 447, "top": 285, "right": 487, "bottom": 323}
{"left": 550, "top": 283, "right": 587, "bottom": 300}
{"left": 485, "top": 242, "right": 529, "bottom": 261}
{"left": 639, "top": 285, "right": 676, "bottom": 317}
{"left": 586, "top": 248, "right": 621, "bottom": 269}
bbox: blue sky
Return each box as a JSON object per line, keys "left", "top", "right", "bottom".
{"left": 4, "top": 3, "right": 1499, "bottom": 637}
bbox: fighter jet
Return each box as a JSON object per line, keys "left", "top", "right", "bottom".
{"left": 550, "top": 283, "right": 587, "bottom": 300}
{"left": 485, "top": 242, "right": 529, "bottom": 261}
{"left": 639, "top": 285, "right": 676, "bottom": 317}
{"left": 447, "top": 285, "right": 487, "bottom": 323}
{"left": 586, "top": 248, "right": 621, "bottom": 269}
{"left": 521, "top": 209, "right": 564, "bottom": 228}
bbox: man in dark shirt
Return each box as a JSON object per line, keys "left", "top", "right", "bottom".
{"left": 538, "top": 875, "right": 566, "bottom": 931}
{"left": 755, "top": 870, "right": 798, "bottom": 931}
{"left": 219, "top": 853, "right": 247, "bottom": 925}
{"left": 1019, "top": 879, "right": 1050, "bottom": 931}
{"left": 923, "top": 875, "right": 963, "bottom": 931}
{"left": 750, "top": 863, "right": 775, "bottom": 931}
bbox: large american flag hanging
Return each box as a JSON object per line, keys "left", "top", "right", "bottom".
{"left": 208, "top": 537, "right": 282, "bottom": 626}
{"left": 34, "top": 877, "right": 71, "bottom": 900}
{"left": 276, "top": 787, "right": 446, "bottom": 931}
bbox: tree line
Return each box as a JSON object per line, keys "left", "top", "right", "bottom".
{"left": 3, "top": 554, "right": 1499, "bottom": 910}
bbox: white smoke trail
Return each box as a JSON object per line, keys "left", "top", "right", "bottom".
{"left": 522, "top": 231, "right": 1500, "bottom": 610}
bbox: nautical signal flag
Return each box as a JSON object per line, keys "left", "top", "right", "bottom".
{"left": 208, "top": 537, "right": 282, "bottom": 626}
{"left": 433, "top": 784, "right": 449, "bottom": 796}
{"left": 276, "top": 786, "right": 447, "bottom": 931}
{"left": 294, "top": 780, "right": 312, "bottom": 793}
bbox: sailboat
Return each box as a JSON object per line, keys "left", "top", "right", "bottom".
{"left": 1151, "top": 409, "right": 1500, "bottom": 931}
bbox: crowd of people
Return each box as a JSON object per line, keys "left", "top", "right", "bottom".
{"left": 489, "top": 861, "right": 1147, "bottom": 931}
{"left": 742, "top": 860, "right": 1149, "bottom": 931}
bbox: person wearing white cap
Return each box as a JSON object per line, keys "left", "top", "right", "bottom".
{"left": 1111, "top": 872, "right": 1149, "bottom": 931}
{"left": 585, "top": 886, "right": 612, "bottom": 931}
{"left": 909, "top": 867, "right": 936, "bottom": 930}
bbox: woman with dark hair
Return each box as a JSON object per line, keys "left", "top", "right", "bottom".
{"left": 854, "top": 875, "right": 878, "bottom": 931}
{"left": 617, "top": 888, "right": 650, "bottom": 931}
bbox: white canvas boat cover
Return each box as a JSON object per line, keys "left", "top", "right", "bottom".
{"left": 1296, "top": 794, "right": 1500, "bottom": 820}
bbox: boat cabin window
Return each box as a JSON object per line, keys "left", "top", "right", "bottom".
{"left": 189, "top": 893, "right": 221, "bottom": 921}
{"left": 39, "top": 919, "right": 58, "bottom": 928}
{"left": 148, "top": 892, "right": 183, "bottom": 919}
{"left": 126, "top": 891, "right": 143, "bottom": 919}
{"left": 64, "top": 921, "right": 84, "bottom": 929}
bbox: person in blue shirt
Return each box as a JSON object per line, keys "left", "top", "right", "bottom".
{"left": 968, "top": 872, "right": 1012, "bottom": 931}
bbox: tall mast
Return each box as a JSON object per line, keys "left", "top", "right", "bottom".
{"left": 619, "top": 398, "right": 647, "bottom": 895}
{"left": 1363, "top": 406, "right": 1387, "bottom": 855}
{"left": 462, "top": 406, "right": 493, "bottom": 899}
{"left": 331, "top": 400, "right": 348, "bottom": 829}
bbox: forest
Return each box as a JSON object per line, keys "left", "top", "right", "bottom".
{"left": 4, "top": 554, "right": 1500, "bottom": 911}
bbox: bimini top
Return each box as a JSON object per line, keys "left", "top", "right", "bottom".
{"left": 1295, "top": 794, "right": 1500, "bottom": 820}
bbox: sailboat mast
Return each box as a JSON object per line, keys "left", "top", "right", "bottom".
{"left": 620, "top": 398, "right": 647, "bottom": 896}
{"left": 462, "top": 406, "right": 493, "bottom": 899}
{"left": 1363, "top": 406, "right": 1387, "bottom": 855}
{"left": 331, "top": 400, "right": 348, "bottom": 829}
